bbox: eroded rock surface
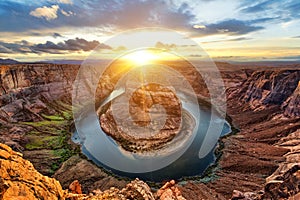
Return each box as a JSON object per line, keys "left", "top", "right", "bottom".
{"left": 221, "top": 68, "right": 300, "bottom": 199}
{"left": 53, "top": 155, "right": 128, "bottom": 194}
{"left": 156, "top": 180, "right": 186, "bottom": 200}
{"left": 283, "top": 81, "right": 300, "bottom": 117}
{"left": 0, "top": 64, "right": 78, "bottom": 122}
{"left": 99, "top": 83, "right": 186, "bottom": 153}
{"left": 1, "top": 63, "right": 300, "bottom": 200}
{"left": 0, "top": 64, "right": 80, "bottom": 175}
{"left": 0, "top": 143, "right": 65, "bottom": 200}
{"left": 0, "top": 144, "right": 187, "bottom": 200}
{"left": 231, "top": 69, "right": 300, "bottom": 115}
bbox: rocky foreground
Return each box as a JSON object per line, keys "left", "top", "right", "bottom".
{"left": 0, "top": 142, "right": 187, "bottom": 199}
{"left": 0, "top": 63, "right": 300, "bottom": 199}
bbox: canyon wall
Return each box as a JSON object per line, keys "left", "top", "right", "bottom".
{"left": 0, "top": 64, "right": 299, "bottom": 199}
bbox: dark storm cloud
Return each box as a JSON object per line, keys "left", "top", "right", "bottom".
{"left": 0, "top": 38, "right": 111, "bottom": 54}
{"left": 192, "top": 19, "right": 263, "bottom": 37}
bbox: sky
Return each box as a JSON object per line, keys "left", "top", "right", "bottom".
{"left": 0, "top": 0, "right": 300, "bottom": 62}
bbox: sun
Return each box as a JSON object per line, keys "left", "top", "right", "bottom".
{"left": 123, "top": 50, "right": 159, "bottom": 65}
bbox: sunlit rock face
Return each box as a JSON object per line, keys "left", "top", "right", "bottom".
{"left": 282, "top": 81, "right": 300, "bottom": 117}
{"left": 129, "top": 83, "right": 181, "bottom": 130}
{"left": 99, "top": 83, "right": 184, "bottom": 153}
{"left": 0, "top": 143, "right": 65, "bottom": 200}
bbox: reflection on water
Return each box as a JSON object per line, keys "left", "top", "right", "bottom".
{"left": 72, "top": 89, "right": 231, "bottom": 182}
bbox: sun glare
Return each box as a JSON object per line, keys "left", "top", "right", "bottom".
{"left": 123, "top": 50, "right": 159, "bottom": 65}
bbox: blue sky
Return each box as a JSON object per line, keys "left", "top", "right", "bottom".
{"left": 0, "top": 0, "right": 300, "bottom": 61}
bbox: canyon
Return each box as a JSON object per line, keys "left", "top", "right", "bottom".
{"left": 0, "top": 63, "right": 299, "bottom": 199}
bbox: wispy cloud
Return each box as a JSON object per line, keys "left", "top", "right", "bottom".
{"left": 241, "top": 1, "right": 271, "bottom": 13}
{"left": 56, "top": 0, "right": 73, "bottom": 4}
{"left": 265, "top": 55, "right": 300, "bottom": 61}
{"left": 240, "top": 0, "right": 300, "bottom": 22}
{"left": 202, "top": 37, "right": 252, "bottom": 44}
{"left": 155, "top": 42, "right": 177, "bottom": 50}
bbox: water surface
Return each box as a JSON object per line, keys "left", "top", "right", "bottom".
{"left": 72, "top": 90, "right": 231, "bottom": 182}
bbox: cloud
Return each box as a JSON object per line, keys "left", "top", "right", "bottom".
{"left": 202, "top": 37, "right": 252, "bottom": 44}
{"left": 189, "top": 54, "right": 202, "bottom": 58}
{"left": 0, "top": 41, "right": 32, "bottom": 54}
{"left": 213, "top": 56, "right": 248, "bottom": 60}
{"left": 0, "top": 38, "right": 111, "bottom": 54}
{"left": 240, "top": 0, "right": 300, "bottom": 21}
{"left": 42, "top": 0, "right": 194, "bottom": 31}
{"left": 97, "top": 0, "right": 195, "bottom": 30}
{"left": 32, "top": 38, "right": 110, "bottom": 53}
{"left": 154, "top": 42, "right": 196, "bottom": 50}
{"left": 53, "top": 33, "right": 63, "bottom": 38}
{"left": 272, "top": 55, "right": 300, "bottom": 60}
{"left": 27, "top": 32, "right": 43, "bottom": 36}
{"left": 0, "top": 0, "right": 265, "bottom": 36}
{"left": 114, "top": 46, "right": 127, "bottom": 52}
{"left": 56, "top": 0, "right": 73, "bottom": 4}
{"left": 61, "top": 9, "right": 74, "bottom": 17}
{"left": 30, "top": 5, "right": 60, "bottom": 21}
{"left": 155, "top": 42, "right": 177, "bottom": 50}
{"left": 241, "top": 1, "right": 271, "bottom": 13}
{"left": 0, "top": 45, "right": 14, "bottom": 54}
{"left": 48, "top": 0, "right": 73, "bottom": 4}
{"left": 250, "top": 17, "right": 279, "bottom": 24}
{"left": 292, "top": 35, "right": 300, "bottom": 38}
{"left": 0, "top": 0, "right": 297, "bottom": 41}
{"left": 191, "top": 19, "right": 264, "bottom": 37}
{"left": 285, "top": 1, "right": 300, "bottom": 16}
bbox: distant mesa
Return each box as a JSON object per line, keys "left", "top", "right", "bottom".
{"left": 0, "top": 58, "right": 84, "bottom": 65}
{"left": 43, "top": 60, "right": 84, "bottom": 65}
{"left": 0, "top": 58, "right": 19, "bottom": 65}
